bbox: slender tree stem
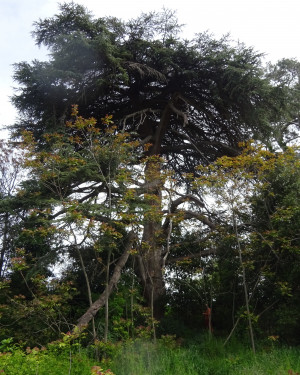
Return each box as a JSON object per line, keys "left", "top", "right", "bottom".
{"left": 233, "top": 212, "right": 255, "bottom": 354}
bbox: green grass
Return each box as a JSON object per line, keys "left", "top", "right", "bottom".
{"left": 0, "top": 336, "right": 299, "bottom": 375}
{"left": 108, "top": 337, "right": 300, "bottom": 375}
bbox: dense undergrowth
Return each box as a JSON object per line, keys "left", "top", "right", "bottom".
{"left": 0, "top": 334, "right": 299, "bottom": 375}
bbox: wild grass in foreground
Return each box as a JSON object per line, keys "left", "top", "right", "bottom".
{"left": 109, "top": 336, "right": 300, "bottom": 375}
{"left": 0, "top": 335, "right": 299, "bottom": 374}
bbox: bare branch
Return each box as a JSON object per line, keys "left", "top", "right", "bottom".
{"left": 166, "top": 249, "right": 216, "bottom": 264}
{"left": 121, "top": 108, "right": 160, "bottom": 130}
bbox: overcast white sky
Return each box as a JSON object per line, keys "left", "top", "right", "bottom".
{"left": 1, "top": 0, "right": 299, "bottom": 138}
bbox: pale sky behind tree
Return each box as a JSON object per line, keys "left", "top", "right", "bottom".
{"left": 1, "top": 0, "right": 299, "bottom": 138}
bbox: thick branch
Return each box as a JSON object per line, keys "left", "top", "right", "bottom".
{"left": 183, "top": 210, "right": 216, "bottom": 230}
{"left": 133, "top": 179, "right": 163, "bottom": 192}
{"left": 75, "top": 231, "right": 136, "bottom": 331}
{"left": 170, "top": 194, "right": 205, "bottom": 211}
{"left": 168, "top": 101, "right": 188, "bottom": 127}
{"left": 50, "top": 183, "right": 106, "bottom": 220}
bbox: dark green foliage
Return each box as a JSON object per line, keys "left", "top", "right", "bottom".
{"left": 11, "top": 3, "right": 290, "bottom": 176}
{"left": 248, "top": 151, "right": 300, "bottom": 343}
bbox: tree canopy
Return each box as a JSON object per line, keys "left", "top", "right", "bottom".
{"left": 12, "top": 3, "right": 293, "bottom": 170}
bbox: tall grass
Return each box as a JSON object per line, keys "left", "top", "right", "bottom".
{"left": 0, "top": 335, "right": 299, "bottom": 374}
{"left": 109, "top": 335, "right": 300, "bottom": 375}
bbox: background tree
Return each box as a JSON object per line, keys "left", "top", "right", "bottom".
{"left": 193, "top": 143, "right": 300, "bottom": 345}
{"left": 266, "top": 58, "right": 300, "bottom": 149}
{"left": 0, "top": 141, "right": 24, "bottom": 278}
{"left": 249, "top": 147, "right": 300, "bottom": 344}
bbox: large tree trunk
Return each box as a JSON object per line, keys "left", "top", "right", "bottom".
{"left": 137, "top": 105, "right": 171, "bottom": 319}
{"left": 136, "top": 161, "right": 166, "bottom": 319}
{"left": 139, "top": 220, "right": 166, "bottom": 320}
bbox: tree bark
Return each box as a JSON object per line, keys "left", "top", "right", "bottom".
{"left": 137, "top": 156, "right": 166, "bottom": 319}
{"left": 135, "top": 104, "right": 171, "bottom": 320}
{"left": 75, "top": 231, "right": 135, "bottom": 331}
{"left": 140, "top": 220, "right": 166, "bottom": 320}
